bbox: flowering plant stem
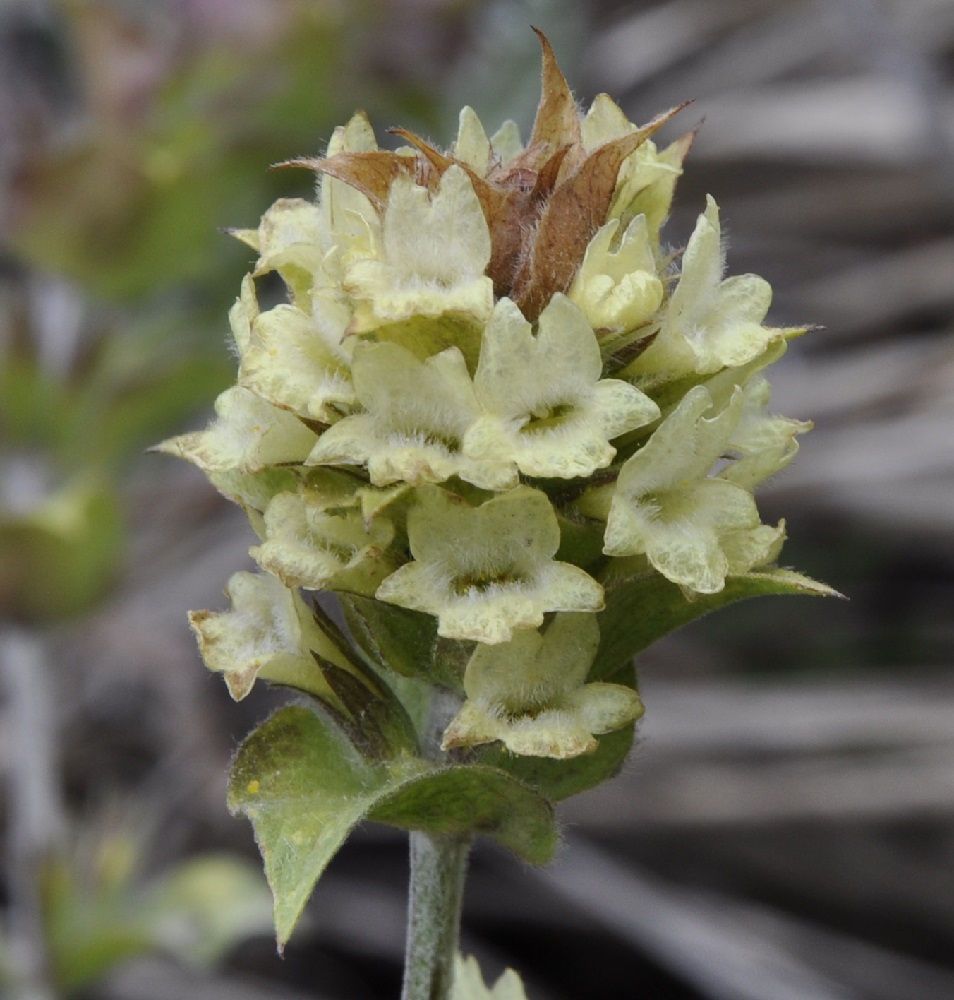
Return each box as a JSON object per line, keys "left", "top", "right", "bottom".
{"left": 163, "top": 30, "right": 835, "bottom": 997}
{"left": 402, "top": 830, "right": 472, "bottom": 1000}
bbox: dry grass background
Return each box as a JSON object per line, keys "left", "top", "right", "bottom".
{"left": 4, "top": 0, "right": 954, "bottom": 997}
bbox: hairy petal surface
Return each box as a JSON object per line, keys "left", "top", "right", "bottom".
{"left": 442, "top": 614, "right": 642, "bottom": 759}
{"left": 376, "top": 486, "right": 604, "bottom": 644}
{"left": 156, "top": 386, "right": 317, "bottom": 473}
{"left": 308, "top": 343, "right": 514, "bottom": 490}
{"left": 189, "top": 571, "right": 342, "bottom": 700}
{"left": 569, "top": 215, "right": 664, "bottom": 334}
{"left": 345, "top": 166, "right": 494, "bottom": 330}
{"left": 464, "top": 296, "right": 659, "bottom": 479}
{"left": 251, "top": 481, "right": 398, "bottom": 597}
{"left": 239, "top": 303, "right": 354, "bottom": 423}
{"left": 626, "top": 197, "right": 781, "bottom": 383}
{"left": 602, "top": 385, "right": 770, "bottom": 593}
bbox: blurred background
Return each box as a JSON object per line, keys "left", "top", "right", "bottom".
{"left": 1, "top": 0, "right": 953, "bottom": 997}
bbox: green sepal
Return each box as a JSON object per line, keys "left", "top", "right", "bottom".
{"left": 554, "top": 508, "right": 607, "bottom": 571}
{"left": 229, "top": 706, "right": 557, "bottom": 947}
{"left": 368, "top": 765, "right": 556, "bottom": 865}
{"left": 300, "top": 600, "right": 421, "bottom": 758}
{"left": 341, "top": 594, "right": 470, "bottom": 690}
{"left": 366, "top": 313, "right": 484, "bottom": 371}
{"left": 592, "top": 566, "right": 840, "bottom": 682}
{"left": 315, "top": 658, "right": 418, "bottom": 760}
{"left": 341, "top": 594, "right": 437, "bottom": 676}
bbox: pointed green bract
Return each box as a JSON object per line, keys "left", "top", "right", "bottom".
{"left": 342, "top": 593, "right": 442, "bottom": 679}
{"left": 229, "top": 706, "right": 558, "bottom": 945}
{"left": 593, "top": 567, "right": 840, "bottom": 683}
{"left": 228, "top": 706, "right": 387, "bottom": 948}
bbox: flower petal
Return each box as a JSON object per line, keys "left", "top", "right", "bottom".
{"left": 189, "top": 571, "right": 337, "bottom": 700}
{"left": 569, "top": 215, "right": 664, "bottom": 333}
{"left": 626, "top": 197, "right": 782, "bottom": 382}
{"left": 442, "top": 614, "right": 641, "bottom": 758}
{"left": 465, "top": 296, "right": 658, "bottom": 479}
{"left": 251, "top": 483, "right": 397, "bottom": 596}
{"left": 307, "top": 342, "right": 514, "bottom": 490}
{"left": 156, "top": 386, "right": 317, "bottom": 473}
{"left": 345, "top": 166, "right": 494, "bottom": 330}
{"left": 375, "top": 486, "right": 603, "bottom": 643}
{"left": 239, "top": 304, "right": 354, "bottom": 423}
{"left": 603, "top": 385, "right": 769, "bottom": 592}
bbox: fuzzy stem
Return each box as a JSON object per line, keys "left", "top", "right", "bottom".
{"left": 401, "top": 830, "right": 471, "bottom": 1000}
{"left": 400, "top": 687, "right": 470, "bottom": 1000}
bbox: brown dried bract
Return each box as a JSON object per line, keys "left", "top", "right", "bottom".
{"left": 282, "top": 151, "right": 422, "bottom": 213}
{"left": 510, "top": 109, "right": 684, "bottom": 319}
{"left": 290, "top": 33, "right": 687, "bottom": 320}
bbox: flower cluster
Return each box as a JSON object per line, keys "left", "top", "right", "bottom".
{"left": 162, "top": 35, "right": 809, "bottom": 760}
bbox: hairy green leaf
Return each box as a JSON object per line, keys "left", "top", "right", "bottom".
{"left": 593, "top": 567, "right": 839, "bottom": 681}
{"left": 342, "top": 594, "right": 438, "bottom": 677}
{"left": 228, "top": 706, "right": 386, "bottom": 948}
{"left": 229, "top": 706, "right": 560, "bottom": 945}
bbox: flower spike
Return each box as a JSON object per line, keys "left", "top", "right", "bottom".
{"left": 162, "top": 31, "right": 828, "bottom": 964}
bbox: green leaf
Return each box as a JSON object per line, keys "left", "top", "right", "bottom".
{"left": 229, "top": 706, "right": 559, "bottom": 946}
{"left": 341, "top": 594, "right": 469, "bottom": 689}
{"left": 593, "top": 566, "right": 839, "bottom": 681}
{"left": 341, "top": 593, "right": 437, "bottom": 676}
{"left": 370, "top": 765, "right": 557, "bottom": 865}
{"left": 317, "top": 659, "right": 418, "bottom": 759}
{"left": 228, "top": 706, "right": 387, "bottom": 948}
